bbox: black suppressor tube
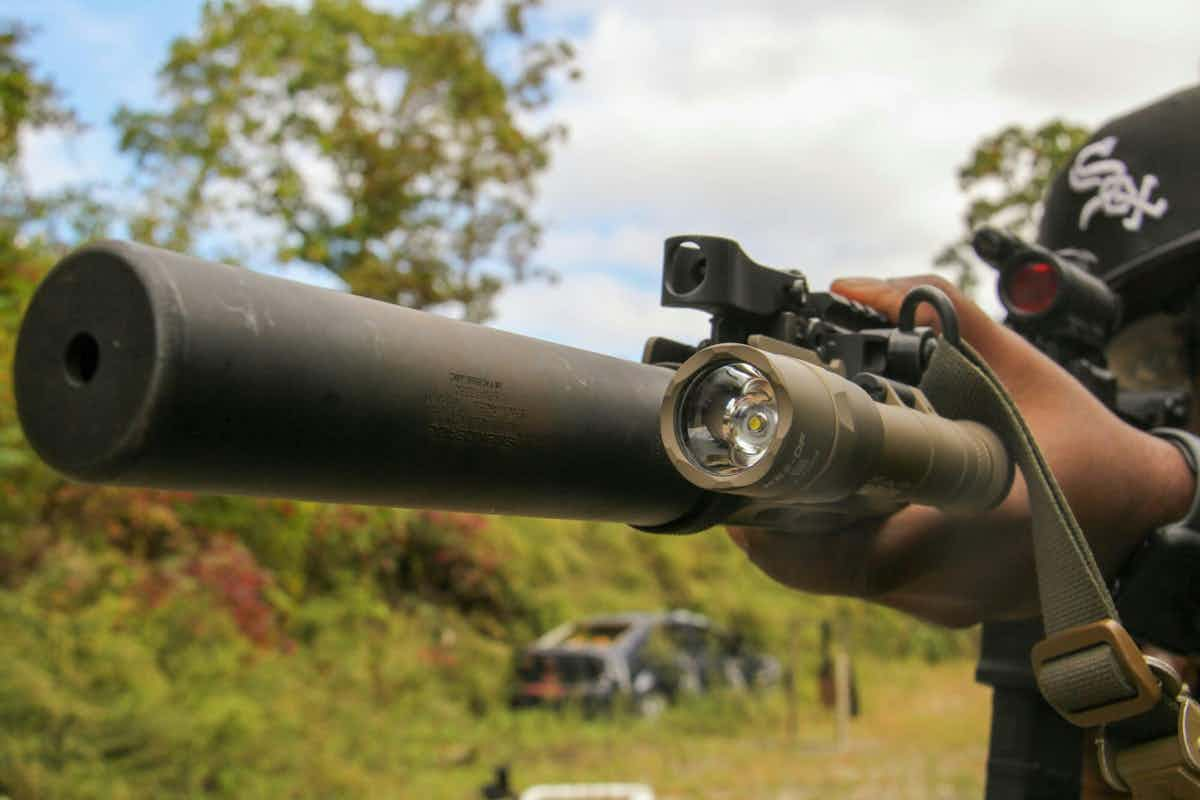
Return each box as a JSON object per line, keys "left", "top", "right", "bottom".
{"left": 15, "top": 240, "right": 705, "bottom": 527}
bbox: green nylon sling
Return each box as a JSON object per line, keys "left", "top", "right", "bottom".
{"left": 920, "top": 336, "right": 1200, "bottom": 798}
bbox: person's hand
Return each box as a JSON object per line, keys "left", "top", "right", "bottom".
{"left": 727, "top": 275, "right": 1195, "bottom": 626}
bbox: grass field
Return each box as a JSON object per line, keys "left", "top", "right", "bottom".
{"left": 400, "top": 658, "right": 991, "bottom": 799}
{"left": 0, "top": 508, "right": 991, "bottom": 799}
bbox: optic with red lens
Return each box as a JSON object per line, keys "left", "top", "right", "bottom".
{"left": 1003, "top": 261, "right": 1060, "bottom": 315}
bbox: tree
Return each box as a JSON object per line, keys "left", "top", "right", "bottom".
{"left": 0, "top": 22, "right": 85, "bottom": 508}
{"left": 0, "top": 22, "right": 114, "bottom": 253}
{"left": 0, "top": 23, "right": 77, "bottom": 167}
{"left": 116, "top": 0, "right": 577, "bottom": 321}
{"left": 936, "top": 120, "right": 1090, "bottom": 293}
{"left": 0, "top": 22, "right": 81, "bottom": 244}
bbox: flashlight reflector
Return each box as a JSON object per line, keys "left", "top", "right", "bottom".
{"left": 677, "top": 362, "right": 779, "bottom": 475}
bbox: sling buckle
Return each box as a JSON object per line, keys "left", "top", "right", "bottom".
{"left": 1032, "top": 620, "right": 1162, "bottom": 727}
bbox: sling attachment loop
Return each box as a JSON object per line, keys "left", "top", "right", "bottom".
{"left": 898, "top": 285, "right": 960, "bottom": 346}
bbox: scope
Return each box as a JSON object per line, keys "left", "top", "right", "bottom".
{"left": 972, "top": 227, "right": 1122, "bottom": 351}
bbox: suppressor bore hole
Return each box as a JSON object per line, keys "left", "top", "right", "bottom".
{"left": 64, "top": 332, "right": 100, "bottom": 387}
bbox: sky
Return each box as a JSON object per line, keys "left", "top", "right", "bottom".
{"left": 12, "top": 0, "right": 1200, "bottom": 360}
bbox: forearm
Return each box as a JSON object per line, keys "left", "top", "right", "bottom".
{"left": 1075, "top": 428, "right": 1194, "bottom": 575}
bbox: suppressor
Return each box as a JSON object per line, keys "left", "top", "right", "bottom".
{"left": 15, "top": 240, "right": 705, "bottom": 527}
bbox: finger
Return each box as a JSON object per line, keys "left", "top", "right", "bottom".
{"left": 727, "top": 523, "right": 877, "bottom": 597}
{"left": 830, "top": 275, "right": 1043, "bottom": 386}
{"left": 730, "top": 494, "right": 1041, "bottom": 626}
{"left": 831, "top": 275, "right": 999, "bottom": 348}
{"left": 726, "top": 527, "right": 748, "bottom": 552}
{"left": 731, "top": 507, "right": 971, "bottom": 601}
{"left": 731, "top": 519, "right": 993, "bottom": 625}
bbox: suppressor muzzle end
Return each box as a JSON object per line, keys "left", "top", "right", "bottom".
{"left": 15, "top": 241, "right": 170, "bottom": 481}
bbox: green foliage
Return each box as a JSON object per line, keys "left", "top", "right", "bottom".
{"left": 0, "top": 23, "right": 105, "bottom": 259}
{"left": 937, "top": 120, "right": 1090, "bottom": 292}
{"left": 0, "top": 22, "right": 77, "bottom": 166}
{"left": 0, "top": 26, "right": 85, "bottom": 275}
{"left": 0, "top": 537, "right": 503, "bottom": 798}
{"left": 0, "top": 497, "right": 978, "bottom": 798}
{"left": 0, "top": 252, "right": 59, "bottom": 548}
{"left": 115, "top": 0, "right": 577, "bottom": 320}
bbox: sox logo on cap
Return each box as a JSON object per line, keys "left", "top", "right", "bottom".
{"left": 1068, "top": 136, "right": 1169, "bottom": 233}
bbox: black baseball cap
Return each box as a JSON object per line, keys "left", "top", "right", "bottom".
{"left": 1039, "top": 85, "right": 1200, "bottom": 323}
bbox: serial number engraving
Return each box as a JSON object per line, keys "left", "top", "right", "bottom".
{"left": 448, "top": 372, "right": 504, "bottom": 392}
{"left": 426, "top": 370, "right": 528, "bottom": 449}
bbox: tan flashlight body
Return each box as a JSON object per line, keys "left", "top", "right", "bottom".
{"left": 661, "top": 343, "right": 1012, "bottom": 514}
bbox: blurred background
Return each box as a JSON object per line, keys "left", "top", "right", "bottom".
{"left": 0, "top": 1, "right": 1197, "bottom": 797}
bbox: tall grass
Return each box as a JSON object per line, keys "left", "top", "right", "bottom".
{"left": 0, "top": 492, "right": 983, "bottom": 799}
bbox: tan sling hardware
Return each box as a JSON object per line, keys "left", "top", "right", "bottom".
{"left": 1094, "top": 660, "right": 1200, "bottom": 797}
{"left": 1032, "top": 620, "right": 1163, "bottom": 728}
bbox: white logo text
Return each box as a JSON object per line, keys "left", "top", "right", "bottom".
{"left": 1067, "top": 136, "right": 1168, "bottom": 232}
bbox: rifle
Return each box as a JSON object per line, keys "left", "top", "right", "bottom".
{"left": 15, "top": 236, "right": 1012, "bottom": 533}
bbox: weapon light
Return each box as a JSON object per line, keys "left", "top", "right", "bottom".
{"left": 661, "top": 342, "right": 1012, "bottom": 512}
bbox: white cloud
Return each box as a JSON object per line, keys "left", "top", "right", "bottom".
{"left": 489, "top": 0, "right": 1200, "bottom": 354}
{"left": 536, "top": 223, "right": 663, "bottom": 276}
{"left": 20, "top": 0, "right": 1199, "bottom": 360}
{"left": 492, "top": 271, "right": 709, "bottom": 361}
{"left": 19, "top": 128, "right": 112, "bottom": 195}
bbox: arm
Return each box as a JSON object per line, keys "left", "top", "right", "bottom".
{"left": 728, "top": 275, "right": 1195, "bottom": 627}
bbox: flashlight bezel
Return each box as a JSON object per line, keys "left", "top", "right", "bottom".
{"left": 674, "top": 360, "right": 778, "bottom": 475}
{"left": 661, "top": 343, "right": 797, "bottom": 491}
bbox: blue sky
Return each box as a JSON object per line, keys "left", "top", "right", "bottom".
{"left": 13, "top": 1, "right": 194, "bottom": 123}
{"left": 12, "top": 1, "right": 200, "bottom": 195}
{"left": 13, "top": 1, "right": 1200, "bottom": 359}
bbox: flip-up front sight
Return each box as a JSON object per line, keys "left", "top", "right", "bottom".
{"left": 658, "top": 236, "right": 891, "bottom": 343}
{"left": 661, "top": 236, "right": 803, "bottom": 319}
